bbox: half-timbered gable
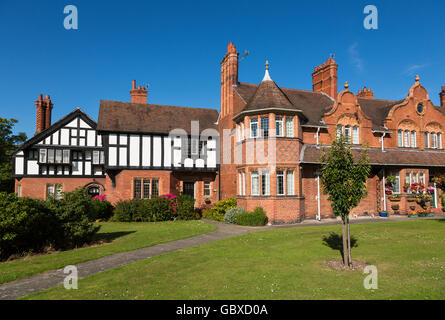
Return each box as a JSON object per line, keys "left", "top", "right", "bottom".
{"left": 13, "top": 108, "right": 105, "bottom": 179}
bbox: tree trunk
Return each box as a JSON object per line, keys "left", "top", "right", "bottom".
{"left": 347, "top": 216, "right": 352, "bottom": 268}
{"left": 341, "top": 218, "right": 349, "bottom": 266}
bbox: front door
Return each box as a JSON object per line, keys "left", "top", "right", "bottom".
{"left": 183, "top": 182, "right": 195, "bottom": 198}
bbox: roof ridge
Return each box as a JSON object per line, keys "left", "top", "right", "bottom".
{"left": 100, "top": 100, "right": 218, "bottom": 112}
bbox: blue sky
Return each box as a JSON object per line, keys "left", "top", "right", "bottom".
{"left": 1, "top": 0, "right": 444, "bottom": 138}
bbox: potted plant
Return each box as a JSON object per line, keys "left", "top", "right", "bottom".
{"left": 204, "top": 198, "right": 211, "bottom": 205}
{"left": 379, "top": 211, "right": 389, "bottom": 217}
{"left": 391, "top": 204, "right": 400, "bottom": 215}
{"left": 409, "top": 205, "right": 416, "bottom": 211}
{"left": 389, "top": 194, "right": 401, "bottom": 201}
{"left": 403, "top": 183, "right": 410, "bottom": 193}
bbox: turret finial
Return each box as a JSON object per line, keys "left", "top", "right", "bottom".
{"left": 265, "top": 60, "right": 269, "bottom": 71}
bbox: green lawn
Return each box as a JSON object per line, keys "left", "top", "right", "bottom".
{"left": 24, "top": 219, "right": 445, "bottom": 300}
{"left": 0, "top": 220, "right": 215, "bottom": 285}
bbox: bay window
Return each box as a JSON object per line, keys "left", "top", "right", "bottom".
{"left": 287, "top": 171, "right": 294, "bottom": 195}
{"left": 285, "top": 118, "right": 294, "bottom": 137}
{"left": 261, "top": 117, "right": 269, "bottom": 137}
{"left": 251, "top": 172, "right": 259, "bottom": 196}
{"left": 277, "top": 171, "right": 285, "bottom": 195}
{"left": 250, "top": 119, "right": 258, "bottom": 138}
{"left": 276, "top": 117, "right": 284, "bottom": 137}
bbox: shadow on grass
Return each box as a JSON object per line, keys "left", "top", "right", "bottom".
{"left": 322, "top": 232, "right": 358, "bottom": 260}
{"left": 94, "top": 231, "right": 136, "bottom": 243}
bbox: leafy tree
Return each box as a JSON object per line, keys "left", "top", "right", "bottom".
{"left": 0, "top": 118, "right": 27, "bottom": 193}
{"left": 320, "top": 135, "right": 370, "bottom": 267}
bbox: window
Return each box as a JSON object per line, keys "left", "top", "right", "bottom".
{"left": 17, "top": 185, "right": 21, "bottom": 198}
{"left": 47, "top": 184, "right": 63, "bottom": 200}
{"left": 404, "top": 130, "right": 410, "bottom": 147}
{"left": 425, "top": 132, "right": 429, "bottom": 148}
{"left": 405, "top": 172, "right": 411, "bottom": 193}
{"left": 28, "top": 150, "right": 38, "bottom": 160}
{"left": 47, "top": 149, "right": 55, "bottom": 164}
{"left": 398, "top": 130, "right": 403, "bottom": 147}
{"left": 411, "top": 131, "right": 416, "bottom": 147}
{"left": 204, "top": 182, "right": 211, "bottom": 196}
{"left": 55, "top": 150, "right": 62, "bottom": 164}
{"left": 285, "top": 118, "right": 294, "bottom": 137}
{"left": 413, "top": 172, "right": 418, "bottom": 184}
{"left": 100, "top": 151, "right": 105, "bottom": 164}
{"left": 260, "top": 117, "right": 269, "bottom": 137}
{"left": 240, "top": 123, "right": 245, "bottom": 140}
{"left": 276, "top": 117, "right": 284, "bottom": 137}
{"left": 152, "top": 179, "right": 159, "bottom": 197}
{"left": 261, "top": 170, "right": 270, "bottom": 196}
{"left": 143, "top": 179, "right": 150, "bottom": 199}
{"left": 352, "top": 126, "right": 359, "bottom": 144}
{"left": 344, "top": 126, "right": 351, "bottom": 143}
{"left": 93, "top": 151, "right": 100, "bottom": 165}
{"left": 250, "top": 119, "right": 258, "bottom": 138}
{"left": 251, "top": 171, "right": 259, "bottom": 196}
{"left": 73, "top": 151, "right": 83, "bottom": 160}
{"left": 134, "top": 179, "right": 142, "bottom": 199}
{"left": 87, "top": 186, "right": 100, "bottom": 197}
{"left": 63, "top": 150, "right": 70, "bottom": 164}
{"left": 392, "top": 172, "right": 400, "bottom": 194}
{"left": 242, "top": 172, "right": 246, "bottom": 196}
{"left": 238, "top": 173, "right": 242, "bottom": 195}
{"left": 287, "top": 171, "right": 294, "bottom": 196}
{"left": 85, "top": 151, "right": 92, "bottom": 161}
{"left": 277, "top": 171, "right": 285, "bottom": 195}
{"left": 199, "top": 141, "right": 207, "bottom": 157}
{"left": 39, "top": 149, "right": 47, "bottom": 163}
{"left": 134, "top": 178, "right": 160, "bottom": 199}
{"left": 432, "top": 133, "right": 438, "bottom": 149}
{"left": 420, "top": 173, "right": 425, "bottom": 184}
{"left": 438, "top": 133, "right": 442, "bottom": 149}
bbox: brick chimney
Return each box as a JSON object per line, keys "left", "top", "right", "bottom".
{"left": 440, "top": 86, "right": 445, "bottom": 107}
{"left": 35, "top": 94, "right": 53, "bottom": 134}
{"left": 357, "top": 87, "right": 374, "bottom": 99}
{"left": 220, "top": 42, "right": 239, "bottom": 118}
{"left": 130, "top": 80, "right": 148, "bottom": 104}
{"left": 312, "top": 58, "right": 338, "bottom": 100}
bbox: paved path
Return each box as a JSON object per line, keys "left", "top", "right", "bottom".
{"left": 0, "top": 216, "right": 443, "bottom": 300}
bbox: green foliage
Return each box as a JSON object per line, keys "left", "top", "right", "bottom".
{"left": 0, "top": 118, "right": 27, "bottom": 193}
{"left": 391, "top": 204, "right": 400, "bottom": 211}
{"left": 202, "top": 198, "right": 237, "bottom": 221}
{"left": 320, "top": 136, "right": 371, "bottom": 219}
{"left": 175, "top": 194, "right": 198, "bottom": 220}
{"left": 236, "top": 207, "right": 268, "bottom": 226}
{"left": 0, "top": 189, "right": 101, "bottom": 261}
{"left": 224, "top": 207, "right": 246, "bottom": 224}
{"left": 112, "top": 197, "right": 175, "bottom": 222}
{"left": 90, "top": 199, "right": 114, "bottom": 221}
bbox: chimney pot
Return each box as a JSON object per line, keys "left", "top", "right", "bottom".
{"left": 357, "top": 86, "right": 374, "bottom": 99}
{"left": 130, "top": 80, "right": 148, "bottom": 104}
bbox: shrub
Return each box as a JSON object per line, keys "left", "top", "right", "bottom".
{"left": 202, "top": 198, "right": 237, "bottom": 221}
{"left": 0, "top": 189, "right": 101, "bottom": 260}
{"left": 236, "top": 207, "right": 268, "bottom": 226}
{"left": 175, "top": 194, "right": 197, "bottom": 220}
{"left": 111, "top": 197, "right": 175, "bottom": 222}
{"left": 224, "top": 207, "right": 246, "bottom": 224}
{"left": 90, "top": 198, "right": 114, "bottom": 221}
{"left": 391, "top": 204, "right": 400, "bottom": 211}
{"left": 0, "top": 193, "right": 57, "bottom": 260}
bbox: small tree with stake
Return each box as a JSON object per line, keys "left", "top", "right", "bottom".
{"left": 320, "top": 135, "right": 370, "bottom": 268}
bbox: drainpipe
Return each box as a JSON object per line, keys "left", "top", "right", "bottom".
{"left": 382, "top": 169, "right": 387, "bottom": 212}
{"left": 315, "top": 127, "right": 321, "bottom": 147}
{"left": 316, "top": 174, "right": 321, "bottom": 221}
{"left": 434, "top": 183, "right": 438, "bottom": 208}
{"left": 380, "top": 132, "right": 387, "bottom": 152}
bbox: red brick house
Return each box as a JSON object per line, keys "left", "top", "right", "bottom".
{"left": 13, "top": 42, "right": 445, "bottom": 223}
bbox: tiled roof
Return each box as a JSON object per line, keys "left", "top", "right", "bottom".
{"left": 97, "top": 100, "right": 218, "bottom": 135}
{"left": 300, "top": 144, "right": 445, "bottom": 167}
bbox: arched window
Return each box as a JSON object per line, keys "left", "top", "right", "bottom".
{"left": 438, "top": 133, "right": 442, "bottom": 149}
{"left": 425, "top": 132, "right": 430, "bottom": 148}
{"left": 337, "top": 125, "right": 343, "bottom": 139}
{"left": 432, "top": 132, "right": 438, "bottom": 149}
{"left": 344, "top": 125, "right": 351, "bottom": 143}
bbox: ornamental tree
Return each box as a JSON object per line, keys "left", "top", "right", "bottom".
{"left": 320, "top": 135, "right": 371, "bottom": 267}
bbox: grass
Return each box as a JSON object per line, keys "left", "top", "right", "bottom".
{"left": 24, "top": 219, "right": 445, "bottom": 300}
{"left": 0, "top": 220, "right": 215, "bottom": 285}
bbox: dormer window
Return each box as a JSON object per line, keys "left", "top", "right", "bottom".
{"left": 398, "top": 129, "right": 417, "bottom": 148}
{"left": 336, "top": 124, "right": 359, "bottom": 144}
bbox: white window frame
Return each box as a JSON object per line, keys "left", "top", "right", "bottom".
{"left": 251, "top": 171, "right": 259, "bottom": 196}
{"left": 352, "top": 126, "right": 359, "bottom": 144}
{"left": 250, "top": 119, "right": 258, "bottom": 138}
{"left": 261, "top": 170, "right": 270, "bottom": 196}
{"left": 287, "top": 170, "right": 294, "bottom": 196}
{"left": 404, "top": 130, "right": 410, "bottom": 147}
{"left": 276, "top": 117, "right": 284, "bottom": 137}
{"left": 285, "top": 118, "right": 294, "bottom": 137}
{"left": 398, "top": 130, "right": 403, "bottom": 147}
{"left": 277, "top": 171, "right": 285, "bottom": 196}
{"left": 411, "top": 131, "right": 416, "bottom": 148}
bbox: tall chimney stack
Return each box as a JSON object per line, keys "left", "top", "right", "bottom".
{"left": 35, "top": 94, "right": 53, "bottom": 134}
{"left": 130, "top": 80, "right": 148, "bottom": 104}
{"left": 312, "top": 58, "right": 338, "bottom": 99}
{"left": 220, "top": 42, "right": 239, "bottom": 118}
{"left": 440, "top": 86, "right": 445, "bottom": 107}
